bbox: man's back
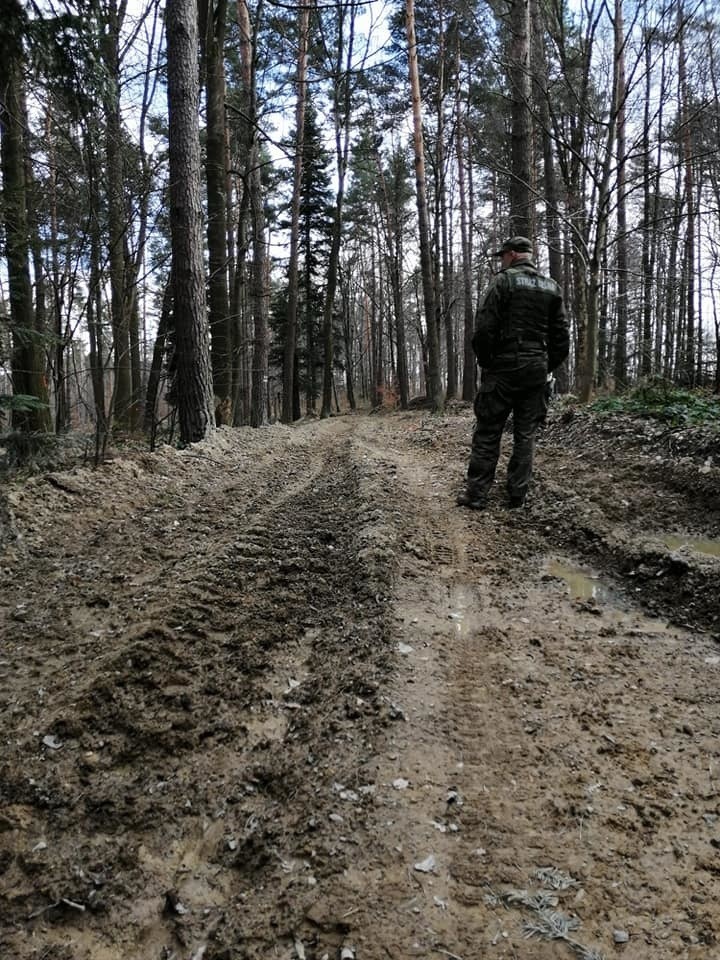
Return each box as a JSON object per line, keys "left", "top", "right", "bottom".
{"left": 473, "top": 260, "right": 568, "bottom": 374}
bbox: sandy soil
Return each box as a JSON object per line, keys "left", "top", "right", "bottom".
{"left": 1, "top": 405, "right": 719, "bottom": 960}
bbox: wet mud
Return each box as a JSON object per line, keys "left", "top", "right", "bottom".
{"left": 1, "top": 406, "right": 719, "bottom": 959}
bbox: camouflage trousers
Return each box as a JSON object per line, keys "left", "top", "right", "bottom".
{"left": 466, "top": 370, "right": 547, "bottom": 503}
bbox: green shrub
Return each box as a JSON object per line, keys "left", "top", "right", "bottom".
{"left": 0, "top": 393, "right": 50, "bottom": 414}
{"left": 589, "top": 381, "right": 720, "bottom": 426}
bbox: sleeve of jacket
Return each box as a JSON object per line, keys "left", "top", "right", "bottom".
{"left": 472, "top": 275, "right": 505, "bottom": 368}
{"left": 547, "top": 288, "right": 570, "bottom": 371}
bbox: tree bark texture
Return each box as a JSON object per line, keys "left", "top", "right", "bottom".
{"left": 144, "top": 273, "right": 173, "bottom": 438}
{"left": 454, "top": 52, "right": 475, "bottom": 403}
{"left": 83, "top": 126, "right": 108, "bottom": 446}
{"left": 374, "top": 146, "right": 410, "bottom": 408}
{"left": 678, "top": 3, "right": 696, "bottom": 387}
{"left": 0, "top": 19, "right": 51, "bottom": 432}
{"left": 405, "top": 0, "right": 443, "bottom": 411}
{"left": 102, "top": 2, "right": 132, "bottom": 430}
{"left": 202, "top": 0, "right": 232, "bottom": 416}
{"left": 166, "top": 0, "right": 215, "bottom": 444}
{"left": 612, "top": 0, "right": 628, "bottom": 387}
{"left": 508, "top": 0, "right": 532, "bottom": 236}
{"left": 249, "top": 159, "right": 268, "bottom": 427}
{"left": 235, "top": 0, "right": 269, "bottom": 428}
{"left": 282, "top": 0, "right": 310, "bottom": 423}
{"left": 321, "top": 0, "right": 355, "bottom": 419}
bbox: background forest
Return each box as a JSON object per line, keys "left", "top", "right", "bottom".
{"left": 1, "top": 0, "right": 719, "bottom": 450}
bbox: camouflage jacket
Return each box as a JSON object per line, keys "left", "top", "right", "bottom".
{"left": 472, "top": 261, "right": 569, "bottom": 374}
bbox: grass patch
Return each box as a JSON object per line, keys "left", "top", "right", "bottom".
{"left": 589, "top": 382, "right": 720, "bottom": 426}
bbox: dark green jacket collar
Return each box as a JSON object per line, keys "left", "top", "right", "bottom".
{"left": 500, "top": 259, "right": 537, "bottom": 273}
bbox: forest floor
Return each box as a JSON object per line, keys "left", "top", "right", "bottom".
{"left": 1, "top": 403, "right": 720, "bottom": 960}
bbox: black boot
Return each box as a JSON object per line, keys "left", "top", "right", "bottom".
{"left": 456, "top": 489, "right": 487, "bottom": 510}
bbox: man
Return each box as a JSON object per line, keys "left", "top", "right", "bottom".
{"left": 457, "top": 236, "right": 569, "bottom": 511}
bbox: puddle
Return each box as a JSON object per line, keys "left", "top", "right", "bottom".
{"left": 448, "top": 583, "right": 482, "bottom": 637}
{"left": 660, "top": 534, "right": 720, "bottom": 558}
{"left": 545, "top": 559, "right": 616, "bottom": 603}
{"left": 447, "top": 563, "right": 676, "bottom": 637}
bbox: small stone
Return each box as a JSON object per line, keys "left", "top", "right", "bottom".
{"left": 613, "top": 929, "right": 630, "bottom": 943}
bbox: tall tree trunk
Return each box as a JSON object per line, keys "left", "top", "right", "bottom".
{"left": 432, "top": 0, "right": 455, "bottom": 402}
{"left": 231, "top": 168, "right": 251, "bottom": 424}
{"left": 304, "top": 223, "right": 316, "bottom": 413}
{"left": 678, "top": 2, "right": 695, "bottom": 387}
{"left": 124, "top": 234, "right": 144, "bottom": 428}
{"left": 320, "top": 201, "right": 343, "bottom": 418}
{"left": 0, "top": 16, "right": 51, "bottom": 432}
{"left": 664, "top": 184, "right": 683, "bottom": 379}
{"left": 249, "top": 158, "right": 268, "bottom": 427}
{"left": 530, "top": 0, "right": 565, "bottom": 388}
{"left": 705, "top": 20, "right": 720, "bottom": 390}
{"left": 282, "top": 0, "right": 311, "bottom": 423}
{"left": 578, "top": 12, "right": 622, "bottom": 402}
{"left": 119, "top": 2, "right": 161, "bottom": 434}
{"left": 612, "top": 0, "right": 628, "bottom": 387}
{"left": 32, "top": 110, "right": 57, "bottom": 428}
{"left": 543, "top": 0, "right": 606, "bottom": 396}
{"left": 405, "top": 0, "right": 442, "bottom": 411}
{"left": 202, "top": 0, "right": 232, "bottom": 416}
{"left": 166, "top": 0, "right": 215, "bottom": 443}
{"left": 375, "top": 147, "right": 410, "bottom": 408}
{"left": 391, "top": 227, "right": 410, "bottom": 409}
{"left": 236, "top": 0, "right": 268, "bottom": 427}
{"left": 144, "top": 273, "right": 173, "bottom": 437}
{"left": 640, "top": 21, "right": 663, "bottom": 379}
{"left": 339, "top": 270, "right": 356, "bottom": 409}
{"left": 696, "top": 190, "right": 703, "bottom": 384}
{"left": 440, "top": 157, "right": 456, "bottom": 400}
{"left": 508, "top": 0, "right": 532, "bottom": 235}
{"left": 321, "top": 0, "right": 356, "bottom": 418}
{"left": 457, "top": 110, "right": 475, "bottom": 402}
{"left": 84, "top": 127, "right": 107, "bottom": 444}
{"left": 103, "top": 0, "right": 132, "bottom": 430}
{"left": 370, "top": 251, "right": 383, "bottom": 406}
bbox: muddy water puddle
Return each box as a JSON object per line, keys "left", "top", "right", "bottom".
{"left": 545, "top": 558, "right": 617, "bottom": 603}
{"left": 447, "top": 583, "right": 482, "bottom": 637}
{"left": 660, "top": 533, "right": 720, "bottom": 558}
{"left": 444, "top": 558, "right": 680, "bottom": 645}
{"left": 544, "top": 557, "right": 681, "bottom": 635}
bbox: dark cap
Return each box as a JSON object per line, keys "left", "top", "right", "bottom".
{"left": 492, "top": 236, "right": 533, "bottom": 257}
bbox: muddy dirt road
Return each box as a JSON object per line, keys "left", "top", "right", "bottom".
{"left": 1, "top": 407, "right": 719, "bottom": 960}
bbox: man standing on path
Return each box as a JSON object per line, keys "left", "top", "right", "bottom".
{"left": 457, "top": 236, "right": 570, "bottom": 511}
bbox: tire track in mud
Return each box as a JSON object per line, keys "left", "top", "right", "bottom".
{"left": 379, "top": 407, "right": 720, "bottom": 633}
{"left": 319, "top": 416, "right": 720, "bottom": 960}
{"left": 307, "top": 419, "right": 506, "bottom": 958}
{"left": 2, "top": 411, "right": 719, "bottom": 960}
{"left": 530, "top": 423, "right": 720, "bottom": 633}
{"left": 0, "top": 429, "right": 322, "bottom": 738}
{"left": 0, "top": 421, "right": 405, "bottom": 960}
{"left": 350, "top": 419, "right": 562, "bottom": 957}
{"left": 443, "top": 603, "right": 720, "bottom": 958}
